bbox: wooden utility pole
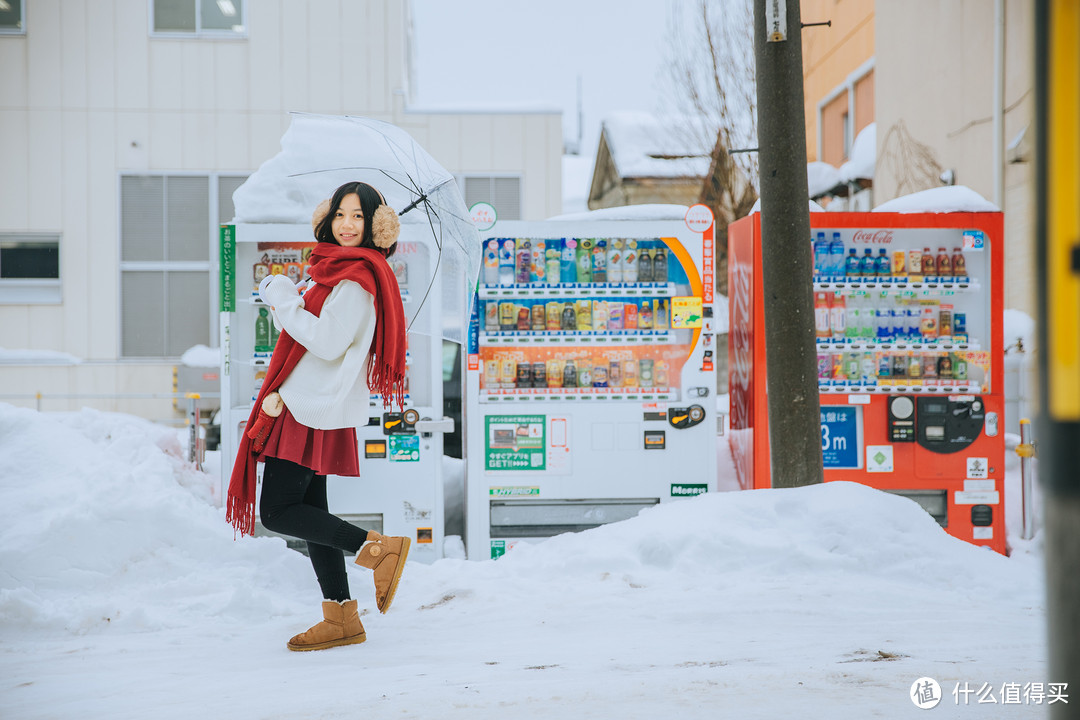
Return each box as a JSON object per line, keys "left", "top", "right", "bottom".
{"left": 753, "top": 0, "right": 823, "bottom": 488}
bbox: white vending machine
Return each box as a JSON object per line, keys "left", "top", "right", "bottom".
{"left": 464, "top": 212, "right": 720, "bottom": 560}
{"left": 219, "top": 223, "right": 455, "bottom": 560}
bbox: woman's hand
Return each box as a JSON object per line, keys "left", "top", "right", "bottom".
{"left": 259, "top": 274, "right": 302, "bottom": 309}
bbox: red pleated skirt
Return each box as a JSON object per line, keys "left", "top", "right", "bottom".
{"left": 257, "top": 407, "right": 360, "bottom": 477}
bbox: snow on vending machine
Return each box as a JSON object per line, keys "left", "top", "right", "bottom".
{"left": 218, "top": 222, "right": 452, "bottom": 561}
{"left": 465, "top": 209, "right": 720, "bottom": 560}
{"left": 727, "top": 210, "right": 1006, "bottom": 553}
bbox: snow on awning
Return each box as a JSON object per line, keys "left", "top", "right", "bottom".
{"left": 603, "top": 112, "right": 712, "bottom": 179}
{"left": 839, "top": 122, "right": 876, "bottom": 183}
{"left": 807, "top": 161, "right": 843, "bottom": 198}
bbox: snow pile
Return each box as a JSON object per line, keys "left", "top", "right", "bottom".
{"left": 179, "top": 344, "right": 220, "bottom": 368}
{"left": 1004, "top": 308, "right": 1036, "bottom": 352}
{"left": 807, "top": 160, "right": 842, "bottom": 198}
{"left": 0, "top": 347, "right": 82, "bottom": 364}
{"left": 0, "top": 404, "right": 311, "bottom": 635}
{"left": 839, "top": 122, "right": 876, "bottom": 183}
{"left": 874, "top": 185, "right": 1000, "bottom": 213}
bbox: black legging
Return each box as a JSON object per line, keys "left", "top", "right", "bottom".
{"left": 259, "top": 456, "right": 369, "bottom": 603}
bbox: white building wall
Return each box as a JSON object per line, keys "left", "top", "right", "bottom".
{"left": 0, "top": 0, "right": 561, "bottom": 421}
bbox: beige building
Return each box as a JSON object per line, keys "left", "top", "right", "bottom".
{"left": 0, "top": 0, "right": 562, "bottom": 422}
{"left": 875, "top": 0, "right": 1035, "bottom": 316}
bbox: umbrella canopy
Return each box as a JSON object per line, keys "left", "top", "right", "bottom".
{"left": 232, "top": 113, "right": 480, "bottom": 344}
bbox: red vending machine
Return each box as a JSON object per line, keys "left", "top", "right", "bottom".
{"left": 728, "top": 210, "right": 1006, "bottom": 553}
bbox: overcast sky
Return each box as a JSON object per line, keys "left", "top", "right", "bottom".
{"left": 410, "top": 0, "right": 678, "bottom": 158}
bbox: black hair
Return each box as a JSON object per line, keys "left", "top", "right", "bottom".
{"left": 313, "top": 181, "right": 397, "bottom": 257}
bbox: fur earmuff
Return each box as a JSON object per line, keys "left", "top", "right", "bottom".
{"left": 311, "top": 199, "right": 331, "bottom": 235}
{"left": 371, "top": 204, "right": 401, "bottom": 249}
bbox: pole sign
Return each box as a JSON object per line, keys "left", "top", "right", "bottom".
{"left": 820, "top": 406, "right": 859, "bottom": 468}
{"left": 766, "top": 0, "right": 788, "bottom": 42}
{"left": 219, "top": 225, "right": 236, "bottom": 312}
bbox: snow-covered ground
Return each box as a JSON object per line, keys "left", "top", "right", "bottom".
{"left": 0, "top": 402, "right": 1050, "bottom": 719}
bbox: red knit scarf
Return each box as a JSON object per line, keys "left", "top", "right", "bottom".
{"left": 226, "top": 243, "right": 406, "bottom": 536}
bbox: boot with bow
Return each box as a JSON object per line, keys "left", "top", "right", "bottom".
{"left": 354, "top": 531, "right": 411, "bottom": 613}
{"left": 286, "top": 599, "right": 366, "bottom": 651}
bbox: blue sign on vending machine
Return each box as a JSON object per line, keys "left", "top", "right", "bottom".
{"left": 820, "top": 406, "right": 860, "bottom": 468}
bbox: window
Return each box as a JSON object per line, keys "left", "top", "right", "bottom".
{"left": 119, "top": 174, "right": 247, "bottom": 358}
{"left": 0, "top": 234, "right": 60, "bottom": 303}
{"left": 151, "top": 0, "right": 246, "bottom": 36}
{"left": 461, "top": 176, "right": 522, "bottom": 221}
{"left": 0, "top": 0, "right": 24, "bottom": 34}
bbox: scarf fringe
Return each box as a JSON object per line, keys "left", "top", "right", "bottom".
{"left": 226, "top": 492, "right": 256, "bottom": 537}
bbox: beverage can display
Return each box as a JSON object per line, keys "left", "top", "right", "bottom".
{"left": 953, "top": 312, "right": 967, "bottom": 342}
{"left": 516, "top": 305, "right": 531, "bottom": 331}
{"left": 623, "top": 359, "right": 638, "bottom": 387}
{"left": 592, "top": 299, "right": 608, "bottom": 330}
{"left": 561, "top": 302, "right": 576, "bottom": 331}
{"left": 607, "top": 239, "right": 623, "bottom": 283}
{"left": 654, "top": 299, "right": 670, "bottom": 330}
{"left": 638, "top": 358, "right": 654, "bottom": 387}
{"left": 655, "top": 360, "right": 669, "bottom": 387}
{"left": 907, "top": 249, "right": 922, "bottom": 277}
{"left": 938, "top": 308, "right": 953, "bottom": 338}
{"left": 922, "top": 355, "right": 938, "bottom": 379}
{"left": 546, "top": 301, "right": 562, "bottom": 331}
{"left": 936, "top": 247, "right": 951, "bottom": 276}
{"left": 591, "top": 240, "right": 608, "bottom": 283}
{"left": 484, "top": 359, "right": 498, "bottom": 389}
{"left": 575, "top": 300, "right": 592, "bottom": 331}
{"left": 638, "top": 247, "right": 653, "bottom": 283}
{"left": 515, "top": 362, "right": 532, "bottom": 388}
{"left": 817, "top": 353, "right": 831, "bottom": 380}
{"left": 483, "top": 239, "right": 499, "bottom": 284}
{"left": 623, "top": 240, "right": 638, "bottom": 283}
{"left": 499, "top": 239, "right": 515, "bottom": 286}
{"left": 920, "top": 306, "right": 938, "bottom": 340}
{"left": 545, "top": 244, "right": 560, "bottom": 285}
{"left": 515, "top": 239, "right": 532, "bottom": 284}
{"left": 578, "top": 360, "right": 592, "bottom": 387}
{"left": 560, "top": 239, "right": 577, "bottom": 283}
{"left": 562, "top": 360, "right": 578, "bottom": 388}
{"left": 921, "top": 247, "right": 936, "bottom": 276}
{"left": 576, "top": 239, "right": 593, "bottom": 283}
{"left": 892, "top": 250, "right": 906, "bottom": 276}
{"left": 608, "top": 360, "right": 622, "bottom": 387}
{"left": 624, "top": 302, "right": 638, "bottom": 329}
{"left": 532, "top": 361, "right": 546, "bottom": 388}
{"left": 531, "top": 303, "right": 546, "bottom": 332}
{"left": 937, "top": 354, "right": 954, "bottom": 379}
{"left": 547, "top": 359, "right": 563, "bottom": 388}
{"left": 951, "top": 248, "right": 967, "bottom": 276}
{"left": 814, "top": 292, "right": 831, "bottom": 339}
{"left": 653, "top": 246, "right": 668, "bottom": 282}
{"left": 829, "top": 294, "right": 845, "bottom": 340}
{"left": 499, "top": 301, "right": 516, "bottom": 331}
{"left": 608, "top": 302, "right": 624, "bottom": 330}
{"left": 846, "top": 249, "right": 860, "bottom": 278}
{"left": 531, "top": 240, "right": 545, "bottom": 284}
{"left": 859, "top": 248, "right": 875, "bottom": 277}
{"left": 592, "top": 362, "right": 608, "bottom": 387}
{"left": 638, "top": 300, "right": 653, "bottom": 329}
{"left": 501, "top": 358, "right": 516, "bottom": 388}
{"left": 954, "top": 356, "right": 968, "bottom": 381}
{"left": 484, "top": 300, "right": 499, "bottom": 331}
{"left": 874, "top": 248, "right": 890, "bottom": 277}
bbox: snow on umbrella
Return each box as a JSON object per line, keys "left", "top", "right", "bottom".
{"left": 232, "top": 113, "right": 481, "bottom": 344}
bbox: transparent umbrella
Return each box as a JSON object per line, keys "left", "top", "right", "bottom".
{"left": 232, "top": 112, "right": 481, "bottom": 344}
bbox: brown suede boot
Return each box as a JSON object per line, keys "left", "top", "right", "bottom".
{"left": 355, "top": 532, "right": 411, "bottom": 614}
{"left": 286, "top": 599, "right": 366, "bottom": 652}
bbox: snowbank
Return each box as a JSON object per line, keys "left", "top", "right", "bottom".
{"left": 0, "top": 404, "right": 312, "bottom": 635}
{"left": 180, "top": 344, "right": 220, "bottom": 368}
{"left": 873, "top": 185, "right": 1000, "bottom": 213}
{"left": 0, "top": 347, "right": 82, "bottom": 364}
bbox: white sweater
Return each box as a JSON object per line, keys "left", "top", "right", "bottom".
{"left": 270, "top": 280, "right": 376, "bottom": 430}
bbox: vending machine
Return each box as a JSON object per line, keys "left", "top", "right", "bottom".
{"left": 218, "top": 221, "right": 454, "bottom": 561}
{"left": 728, "top": 210, "right": 1006, "bottom": 553}
{"left": 465, "top": 210, "right": 720, "bottom": 560}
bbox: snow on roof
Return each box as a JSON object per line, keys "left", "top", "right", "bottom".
{"left": 807, "top": 161, "right": 842, "bottom": 198}
{"left": 602, "top": 112, "right": 712, "bottom": 179}
{"left": 873, "top": 185, "right": 1000, "bottom": 213}
{"left": 548, "top": 203, "right": 691, "bottom": 222}
{"left": 750, "top": 198, "right": 827, "bottom": 214}
{"left": 839, "top": 122, "right": 876, "bottom": 183}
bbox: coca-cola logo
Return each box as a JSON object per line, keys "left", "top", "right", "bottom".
{"left": 851, "top": 229, "right": 895, "bottom": 245}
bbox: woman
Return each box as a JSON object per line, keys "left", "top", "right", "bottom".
{"left": 227, "top": 181, "right": 410, "bottom": 652}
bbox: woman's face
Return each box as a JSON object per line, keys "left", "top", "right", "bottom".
{"left": 332, "top": 193, "right": 365, "bottom": 247}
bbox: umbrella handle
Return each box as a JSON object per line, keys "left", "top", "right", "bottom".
{"left": 398, "top": 193, "right": 427, "bottom": 216}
